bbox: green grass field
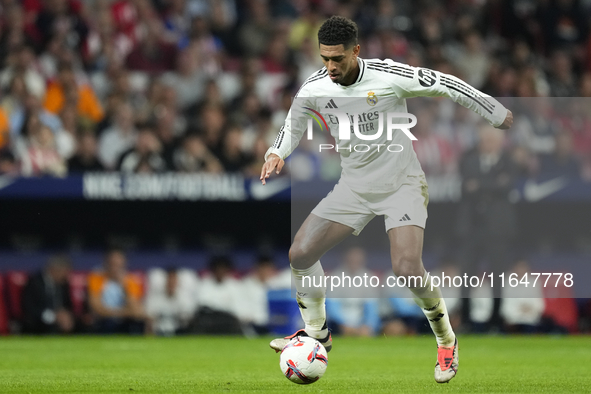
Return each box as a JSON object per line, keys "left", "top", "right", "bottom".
{"left": 0, "top": 335, "right": 590, "bottom": 393}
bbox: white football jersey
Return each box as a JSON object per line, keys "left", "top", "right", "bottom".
{"left": 266, "top": 57, "right": 508, "bottom": 193}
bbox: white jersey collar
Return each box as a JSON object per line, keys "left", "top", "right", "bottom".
{"left": 338, "top": 57, "right": 366, "bottom": 88}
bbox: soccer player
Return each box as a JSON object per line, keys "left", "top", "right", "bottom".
{"left": 260, "top": 16, "right": 512, "bottom": 383}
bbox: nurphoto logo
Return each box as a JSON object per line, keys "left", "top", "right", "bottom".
{"left": 303, "top": 105, "right": 417, "bottom": 153}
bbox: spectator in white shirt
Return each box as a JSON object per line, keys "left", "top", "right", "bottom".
{"left": 240, "top": 256, "right": 278, "bottom": 334}
{"left": 194, "top": 256, "right": 243, "bottom": 334}
{"left": 98, "top": 102, "right": 137, "bottom": 169}
{"left": 501, "top": 260, "right": 545, "bottom": 333}
{"left": 146, "top": 267, "right": 198, "bottom": 336}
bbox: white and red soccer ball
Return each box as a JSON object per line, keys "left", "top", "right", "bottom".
{"left": 279, "top": 336, "right": 328, "bottom": 384}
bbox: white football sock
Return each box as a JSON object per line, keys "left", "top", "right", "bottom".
{"left": 408, "top": 271, "right": 455, "bottom": 347}
{"left": 292, "top": 261, "right": 328, "bottom": 339}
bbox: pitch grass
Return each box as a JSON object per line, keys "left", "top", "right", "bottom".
{"left": 0, "top": 336, "right": 590, "bottom": 393}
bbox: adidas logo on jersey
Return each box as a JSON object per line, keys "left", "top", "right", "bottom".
{"left": 399, "top": 214, "right": 411, "bottom": 222}
{"left": 325, "top": 99, "right": 338, "bottom": 109}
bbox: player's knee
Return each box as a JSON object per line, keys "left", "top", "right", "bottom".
{"left": 289, "top": 243, "right": 316, "bottom": 269}
{"left": 391, "top": 255, "right": 423, "bottom": 281}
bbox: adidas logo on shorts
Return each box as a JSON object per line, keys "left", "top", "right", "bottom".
{"left": 399, "top": 214, "right": 411, "bottom": 222}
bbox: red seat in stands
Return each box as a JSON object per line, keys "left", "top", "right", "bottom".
{"left": 543, "top": 278, "right": 578, "bottom": 333}
{"left": 5, "top": 271, "right": 28, "bottom": 322}
{"left": 0, "top": 275, "right": 9, "bottom": 335}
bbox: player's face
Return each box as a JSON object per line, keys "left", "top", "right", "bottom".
{"left": 319, "top": 43, "right": 360, "bottom": 85}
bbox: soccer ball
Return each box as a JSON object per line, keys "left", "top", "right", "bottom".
{"left": 279, "top": 336, "right": 328, "bottom": 384}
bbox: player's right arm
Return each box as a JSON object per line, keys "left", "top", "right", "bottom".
{"left": 260, "top": 78, "right": 319, "bottom": 184}
{"left": 375, "top": 60, "right": 512, "bottom": 129}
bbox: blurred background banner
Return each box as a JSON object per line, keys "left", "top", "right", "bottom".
{"left": 0, "top": 173, "right": 291, "bottom": 200}
{"left": 1, "top": 174, "right": 591, "bottom": 201}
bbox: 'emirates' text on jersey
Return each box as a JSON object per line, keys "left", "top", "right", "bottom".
{"left": 266, "top": 58, "right": 508, "bottom": 193}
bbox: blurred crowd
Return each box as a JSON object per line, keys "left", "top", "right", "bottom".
{"left": 0, "top": 0, "right": 591, "bottom": 180}
{"left": 9, "top": 247, "right": 590, "bottom": 336}
{"left": 326, "top": 247, "right": 587, "bottom": 336}
{"left": 12, "top": 249, "right": 293, "bottom": 336}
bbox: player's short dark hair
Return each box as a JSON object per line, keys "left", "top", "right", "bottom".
{"left": 318, "top": 16, "right": 358, "bottom": 49}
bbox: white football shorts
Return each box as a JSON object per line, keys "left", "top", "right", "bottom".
{"left": 311, "top": 175, "right": 429, "bottom": 236}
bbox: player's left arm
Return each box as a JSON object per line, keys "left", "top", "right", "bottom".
{"left": 260, "top": 83, "right": 316, "bottom": 184}
{"left": 391, "top": 63, "right": 513, "bottom": 129}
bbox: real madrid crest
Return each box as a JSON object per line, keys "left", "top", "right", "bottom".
{"left": 367, "top": 91, "right": 378, "bottom": 106}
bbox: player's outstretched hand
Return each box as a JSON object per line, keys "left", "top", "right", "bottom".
{"left": 260, "top": 153, "right": 285, "bottom": 185}
{"left": 498, "top": 109, "right": 513, "bottom": 129}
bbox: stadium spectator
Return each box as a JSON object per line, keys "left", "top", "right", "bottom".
{"left": 382, "top": 296, "right": 426, "bottom": 336}
{"left": 1, "top": 74, "right": 28, "bottom": 128}
{"left": 219, "top": 125, "right": 253, "bottom": 173}
{"left": 0, "top": 45, "right": 46, "bottom": 99}
{"left": 327, "top": 247, "right": 381, "bottom": 337}
{"left": 457, "top": 125, "right": 518, "bottom": 332}
{"left": 32, "top": 0, "right": 89, "bottom": 53}
{"left": 21, "top": 255, "right": 75, "bottom": 334}
{"left": 198, "top": 104, "right": 225, "bottom": 158}
{"left": 192, "top": 256, "right": 243, "bottom": 335}
{"left": 410, "top": 101, "right": 457, "bottom": 176}
{"left": 469, "top": 278, "right": 495, "bottom": 334}
{"left": 117, "top": 124, "right": 167, "bottom": 173}
{"left": 11, "top": 93, "right": 74, "bottom": 161}
{"left": 511, "top": 98, "right": 556, "bottom": 155}
{"left": 19, "top": 122, "right": 67, "bottom": 177}
{"left": 98, "top": 101, "right": 137, "bottom": 169}
{"left": 57, "top": 104, "right": 79, "bottom": 155}
{"left": 0, "top": 106, "right": 9, "bottom": 149}
{"left": 186, "top": 78, "right": 224, "bottom": 115}
{"left": 453, "top": 31, "right": 490, "bottom": 90}
{"left": 238, "top": 0, "right": 272, "bottom": 57}
{"left": 109, "top": 0, "right": 142, "bottom": 55}
{"left": 67, "top": 128, "right": 104, "bottom": 173}
{"left": 83, "top": 7, "right": 125, "bottom": 72}
{"left": 0, "top": 148, "right": 17, "bottom": 175}
{"left": 538, "top": 0, "right": 589, "bottom": 52}
{"left": 172, "top": 132, "right": 222, "bottom": 173}
{"left": 154, "top": 101, "right": 186, "bottom": 164}
{"left": 558, "top": 99, "right": 591, "bottom": 160}
{"left": 185, "top": 16, "right": 222, "bottom": 75}
{"left": 11, "top": 92, "right": 63, "bottom": 137}
{"left": 88, "top": 248, "right": 147, "bottom": 334}
{"left": 244, "top": 137, "right": 268, "bottom": 177}
{"left": 146, "top": 267, "right": 198, "bottom": 336}
{"left": 547, "top": 51, "right": 577, "bottom": 97}
{"left": 107, "top": 69, "right": 145, "bottom": 112}
{"left": 134, "top": 78, "right": 165, "bottom": 125}
{"left": 160, "top": 43, "right": 207, "bottom": 111}
{"left": 160, "top": 0, "right": 192, "bottom": 45}
{"left": 43, "top": 63, "right": 104, "bottom": 123}
{"left": 501, "top": 260, "right": 545, "bottom": 334}
{"left": 0, "top": 4, "right": 31, "bottom": 68}
{"left": 240, "top": 256, "right": 278, "bottom": 335}
{"left": 125, "top": 21, "right": 177, "bottom": 73}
